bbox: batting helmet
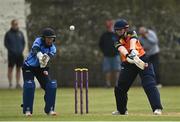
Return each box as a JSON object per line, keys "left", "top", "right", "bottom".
{"left": 42, "top": 28, "right": 56, "bottom": 38}
{"left": 114, "top": 19, "right": 129, "bottom": 30}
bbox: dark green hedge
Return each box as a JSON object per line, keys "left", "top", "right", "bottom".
{"left": 26, "top": 0, "right": 180, "bottom": 86}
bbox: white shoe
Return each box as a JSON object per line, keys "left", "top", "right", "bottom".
{"left": 156, "top": 84, "right": 162, "bottom": 88}
{"left": 112, "top": 110, "right": 128, "bottom": 115}
{"left": 112, "top": 111, "right": 120, "bottom": 115}
{"left": 48, "top": 111, "right": 57, "bottom": 116}
{"left": 25, "top": 111, "right": 32, "bottom": 117}
{"left": 153, "top": 109, "right": 162, "bottom": 115}
{"left": 125, "top": 111, "right": 128, "bottom": 115}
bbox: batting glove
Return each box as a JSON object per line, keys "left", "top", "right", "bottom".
{"left": 130, "top": 49, "right": 139, "bottom": 56}
{"left": 126, "top": 54, "right": 135, "bottom": 64}
{"left": 126, "top": 49, "right": 138, "bottom": 64}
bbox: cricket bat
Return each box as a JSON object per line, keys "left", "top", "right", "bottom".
{"left": 133, "top": 56, "right": 148, "bottom": 70}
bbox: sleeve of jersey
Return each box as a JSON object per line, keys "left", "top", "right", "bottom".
{"left": 112, "top": 35, "right": 122, "bottom": 49}
{"left": 114, "top": 41, "right": 122, "bottom": 49}
{"left": 48, "top": 45, "right": 56, "bottom": 58}
{"left": 31, "top": 38, "right": 41, "bottom": 54}
{"left": 4, "top": 33, "right": 9, "bottom": 49}
{"left": 32, "top": 38, "right": 41, "bottom": 48}
{"left": 129, "top": 31, "right": 138, "bottom": 39}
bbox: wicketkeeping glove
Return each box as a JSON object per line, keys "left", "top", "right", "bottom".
{"left": 40, "top": 53, "right": 50, "bottom": 68}
{"left": 37, "top": 52, "right": 50, "bottom": 68}
{"left": 37, "top": 52, "right": 43, "bottom": 61}
{"left": 42, "top": 53, "right": 50, "bottom": 63}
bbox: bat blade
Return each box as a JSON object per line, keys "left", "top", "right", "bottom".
{"left": 133, "top": 56, "right": 147, "bottom": 70}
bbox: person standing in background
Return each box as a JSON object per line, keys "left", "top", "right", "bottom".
{"left": 139, "top": 26, "right": 162, "bottom": 88}
{"left": 99, "top": 20, "right": 121, "bottom": 88}
{"left": 4, "top": 19, "right": 25, "bottom": 89}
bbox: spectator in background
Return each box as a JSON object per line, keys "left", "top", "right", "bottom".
{"left": 99, "top": 20, "right": 121, "bottom": 88}
{"left": 4, "top": 19, "right": 25, "bottom": 89}
{"left": 138, "top": 26, "right": 162, "bottom": 88}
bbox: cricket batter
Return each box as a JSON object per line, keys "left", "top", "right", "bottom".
{"left": 21, "top": 28, "right": 57, "bottom": 116}
{"left": 112, "top": 19, "right": 163, "bottom": 115}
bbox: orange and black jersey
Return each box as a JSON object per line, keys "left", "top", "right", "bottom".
{"left": 114, "top": 30, "right": 145, "bottom": 62}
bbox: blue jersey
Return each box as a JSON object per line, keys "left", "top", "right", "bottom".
{"left": 24, "top": 37, "right": 56, "bottom": 67}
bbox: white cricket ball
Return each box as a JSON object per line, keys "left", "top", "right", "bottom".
{"left": 70, "top": 25, "right": 75, "bottom": 31}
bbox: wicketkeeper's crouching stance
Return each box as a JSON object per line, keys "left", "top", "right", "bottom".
{"left": 21, "top": 28, "right": 57, "bottom": 116}
{"left": 112, "top": 19, "right": 163, "bottom": 115}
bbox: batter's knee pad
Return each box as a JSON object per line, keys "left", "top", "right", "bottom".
{"left": 23, "top": 80, "right": 35, "bottom": 114}
{"left": 44, "top": 80, "right": 57, "bottom": 114}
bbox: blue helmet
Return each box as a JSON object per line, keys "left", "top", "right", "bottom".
{"left": 114, "top": 19, "right": 129, "bottom": 30}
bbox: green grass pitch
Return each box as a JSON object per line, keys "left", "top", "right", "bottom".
{"left": 0, "top": 87, "right": 180, "bottom": 121}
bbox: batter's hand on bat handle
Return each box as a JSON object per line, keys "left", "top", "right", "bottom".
{"left": 126, "top": 54, "right": 135, "bottom": 64}
{"left": 130, "top": 49, "right": 139, "bottom": 56}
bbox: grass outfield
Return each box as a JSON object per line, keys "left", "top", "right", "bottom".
{"left": 0, "top": 87, "right": 180, "bottom": 121}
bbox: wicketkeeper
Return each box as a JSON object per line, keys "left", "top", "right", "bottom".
{"left": 21, "top": 28, "right": 57, "bottom": 116}
{"left": 112, "top": 19, "right": 163, "bottom": 115}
